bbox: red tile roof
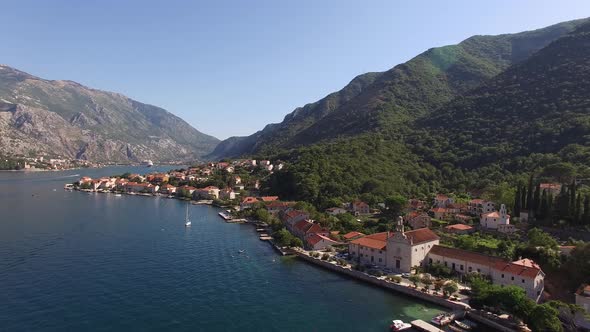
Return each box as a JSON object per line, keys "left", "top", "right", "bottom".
{"left": 350, "top": 233, "right": 388, "bottom": 250}
{"left": 445, "top": 224, "right": 473, "bottom": 231}
{"left": 430, "top": 207, "right": 450, "bottom": 213}
{"left": 293, "top": 219, "right": 313, "bottom": 233}
{"left": 307, "top": 234, "right": 338, "bottom": 246}
{"left": 429, "top": 245, "right": 506, "bottom": 267}
{"left": 260, "top": 196, "right": 279, "bottom": 202}
{"left": 483, "top": 211, "right": 501, "bottom": 218}
{"left": 404, "top": 228, "right": 439, "bottom": 244}
{"left": 342, "top": 231, "right": 365, "bottom": 240}
{"left": 493, "top": 261, "right": 542, "bottom": 279}
{"left": 241, "top": 196, "right": 259, "bottom": 204}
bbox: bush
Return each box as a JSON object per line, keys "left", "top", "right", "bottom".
{"left": 321, "top": 253, "right": 330, "bottom": 260}
{"left": 388, "top": 275, "right": 402, "bottom": 283}
{"left": 368, "top": 269, "right": 384, "bottom": 277}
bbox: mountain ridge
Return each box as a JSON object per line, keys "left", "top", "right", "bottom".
{"left": 0, "top": 65, "right": 219, "bottom": 162}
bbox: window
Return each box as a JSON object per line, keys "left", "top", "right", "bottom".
{"left": 379, "top": 250, "right": 382, "bottom": 254}
{"left": 415, "top": 248, "right": 417, "bottom": 252}
{"left": 444, "top": 262, "right": 448, "bottom": 267}
{"left": 371, "top": 249, "right": 374, "bottom": 252}
{"left": 522, "top": 279, "right": 525, "bottom": 283}
{"left": 511, "top": 276, "right": 514, "bottom": 281}
{"left": 501, "top": 274, "right": 504, "bottom": 278}
{"left": 460, "top": 265, "right": 464, "bottom": 271}
{"left": 468, "top": 267, "right": 472, "bottom": 272}
{"left": 379, "top": 258, "right": 382, "bottom": 262}
{"left": 477, "top": 269, "right": 480, "bottom": 273}
{"left": 429, "top": 258, "right": 433, "bottom": 264}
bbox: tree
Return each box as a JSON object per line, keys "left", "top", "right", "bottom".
{"left": 527, "top": 228, "right": 559, "bottom": 249}
{"left": 421, "top": 276, "right": 433, "bottom": 291}
{"left": 384, "top": 194, "right": 407, "bottom": 216}
{"left": 290, "top": 237, "right": 303, "bottom": 248}
{"left": 409, "top": 274, "right": 421, "bottom": 288}
{"left": 533, "top": 183, "right": 541, "bottom": 216}
{"left": 526, "top": 175, "right": 534, "bottom": 210}
{"left": 528, "top": 303, "right": 563, "bottom": 332}
{"left": 514, "top": 185, "right": 522, "bottom": 218}
{"left": 584, "top": 196, "right": 590, "bottom": 225}
{"left": 433, "top": 279, "right": 445, "bottom": 293}
{"left": 442, "top": 281, "right": 459, "bottom": 298}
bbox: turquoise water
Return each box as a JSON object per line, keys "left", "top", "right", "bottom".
{"left": 0, "top": 167, "right": 444, "bottom": 331}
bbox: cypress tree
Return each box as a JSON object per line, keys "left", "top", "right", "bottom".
{"left": 533, "top": 183, "right": 542, "bottom": 215}
{"left": 557, "top": 185, "right": 569, "bottom": 220}
{"left": 584, "top": 196, "right": 590, "bottom": 225}
{"left": 570, "top": 180, "right": 577, "bottom": 219}
{"left": 539, "top": 189, "right": 549, "bottom": 221}
{"left": 526, "top": 175, "right": 534, "bottom": 210}
{"left": 514, "top": 186, "right": 521, "bottom": 218}
{"left": 575, "top": 194, "right": 582, "bottom": 225}
{"left": 521, "top": 185, "right": 527, "bottom": 211}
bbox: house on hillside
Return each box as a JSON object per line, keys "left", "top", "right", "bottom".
{"left": 468, "top": 199, "right": 496, "bottom": 216}
{"left": 219, "top": 188, "right": 236, "bottom": 200}
{"left": 405, "top": 211, "right": 431, "bottom": 229}
{"left": 433, "top": 194, "right": 454, "bottom": 208}
{"left": 444, "top": 224, "right": 474, "bottom": 234}
{"left": 195, "top": 186, "right": 220, "bottom": 199}
{"left": 326, "top": 207, "right": 347, "bottom": 215}
{"left": 540, "top": 183, "right": 562, "bottom": 196}
{"left": 159, "top": 184, "right": 177, "bottom": 195}
{"left": 240, "top": 197, "right": 259, "bottom": 210}
{"left": 351, "top": 201, "right": 370, "bottom": 215}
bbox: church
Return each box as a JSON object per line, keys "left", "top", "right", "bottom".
{"left": 348, "top": 217, "right": 440, "bottom": 273}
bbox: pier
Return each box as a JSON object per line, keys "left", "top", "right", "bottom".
{"left": 411, "top": 320, "right": 444, "bottom": 332}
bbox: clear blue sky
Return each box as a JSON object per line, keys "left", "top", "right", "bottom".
{"left": 2, "top": 1, "right": 589, "bottom": 139}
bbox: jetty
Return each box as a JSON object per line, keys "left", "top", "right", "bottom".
{"left": 411, "top": 320, "right": 444, "bottom": 332}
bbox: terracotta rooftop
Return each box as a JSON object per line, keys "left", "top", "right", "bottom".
{"left": 307, "top": 234, "right": 338, "bottom": 246}
{"left": 350, "top": 233, "right": 388, "bottom": 250}
{"left": 342, "top": 231, "right": 365, "bottom": 240}
{"left": 493, "top": 261, "right": 542, "bottom": 279}
{"left": 404, "top": 228, "right": 440, "bottom": 244}
{"left": 445, "top": 224, "right": 474, "bottom": 231}
{"left": 429, "top": 245, "right": 506, "bottom": 267}
{"left": 260, "top": 196, "right": 279, "bottom": 202}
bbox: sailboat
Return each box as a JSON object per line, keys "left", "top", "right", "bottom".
{"left": 185, "top": 203, "right": 192, "bottom": 227}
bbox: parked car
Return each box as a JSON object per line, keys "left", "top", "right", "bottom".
{"left": 401, "top": 273, "right": 411, "bottom": 279}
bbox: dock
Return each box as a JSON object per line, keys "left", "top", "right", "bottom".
{"left": 411, "top": 320, "right": 444, "bottom": 332}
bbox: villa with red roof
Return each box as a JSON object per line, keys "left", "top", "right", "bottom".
{"left": 307, "top": 234, "right": 340, "bottom": 251}
{"left": 351, "top": 200, "right": 370, "bottom": 215}
{"left": 240, "top": 196, "right": 259, "bottom": 210}
{"left": 405, "top": 211, "right": 431, "bottom": 229}
{"left": 427, "top": 246, "right": 544, "bottom": 302}
{"left": 468, "top": 199, "right": 496, "bottom": 216}
{"left": 348, "top": 217, "right": 439, "bottom": 273}
{"left": 444, "top": 224, "right": 474, "bottom": 234}
{"left": 433, "top": 194, "right": 454, "bottom": 208}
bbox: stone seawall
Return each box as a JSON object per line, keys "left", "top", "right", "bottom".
{"left": 295, "top": 252, "right": 470, "bottom": 311}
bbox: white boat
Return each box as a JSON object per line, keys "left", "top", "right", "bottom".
{"left": 142, "top": 160, "right": 154, "bottom": 167}
{"left": 115, "top": 193, "right": 122, "bottom": 197}
{"left": 390, "top": 320, "right": 411, "bottom": 331}
{"left": 185, "top": 203, "right": 191, "bottom": 227}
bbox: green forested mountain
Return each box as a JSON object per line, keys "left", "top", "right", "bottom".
{"left": 0, "top": 66, "right": 219, "bottom": 162}
{"left": 211, "top": 18, "right": 587, "bottom": 158}
{"left": 262, "top": 19, "right": 590, "bottom": 206}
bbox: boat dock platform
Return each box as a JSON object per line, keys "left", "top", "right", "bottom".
{"left": 411, "top": 320, "right": 444, "bottom": 332}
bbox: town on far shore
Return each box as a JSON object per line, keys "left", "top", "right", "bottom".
{"left": 68, "top": 158, "right": 590, "bottom": 332}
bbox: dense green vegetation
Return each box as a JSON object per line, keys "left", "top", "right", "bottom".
{"left": 260, "top": 21, "right": 590, "bottom": 212}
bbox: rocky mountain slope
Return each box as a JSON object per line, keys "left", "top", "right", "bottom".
{"left": 0, "top": 65, "right": 219, "bottom": 162}
{"left": 211, "top": 18, "right": 587, "bottom": 158}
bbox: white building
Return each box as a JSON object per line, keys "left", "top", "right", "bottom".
{"left": 480, "top": 204, "right": 510, "bottom": 230}
{"left": 427, "top": 246, "right": 544, "bottom": 302}
{"left": 349, "top": 217, "right": 439, "bottom": 273}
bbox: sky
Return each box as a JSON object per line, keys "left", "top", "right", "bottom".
{"left": 2, "top": 1, "right": 589, "bottom": 140}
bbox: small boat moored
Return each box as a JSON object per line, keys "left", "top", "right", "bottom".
{"left": 431, "top": 313, "right": 453, "bottom": 326}
{"left": 390, "top": 319, "right": 412, "bottom": 331}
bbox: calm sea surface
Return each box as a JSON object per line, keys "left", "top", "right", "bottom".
{"left": 0, "top": 166, "right": 445, "bottom": 331}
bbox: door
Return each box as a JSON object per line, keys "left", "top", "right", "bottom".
{"left": 395, "top": 260, "right": 400, "bottom": 269}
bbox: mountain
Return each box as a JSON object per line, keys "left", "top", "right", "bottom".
{"left": 211, "top": 18, "right": 588, "bottom": 158}
{"left": 262, "top": 19, "right": 590, "bottom": 206}
{"left": 0, "top": 65, "right": 219, "bottom": 162}
{"left": 412, "top": 19, "right": 590, "bottom": 174}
